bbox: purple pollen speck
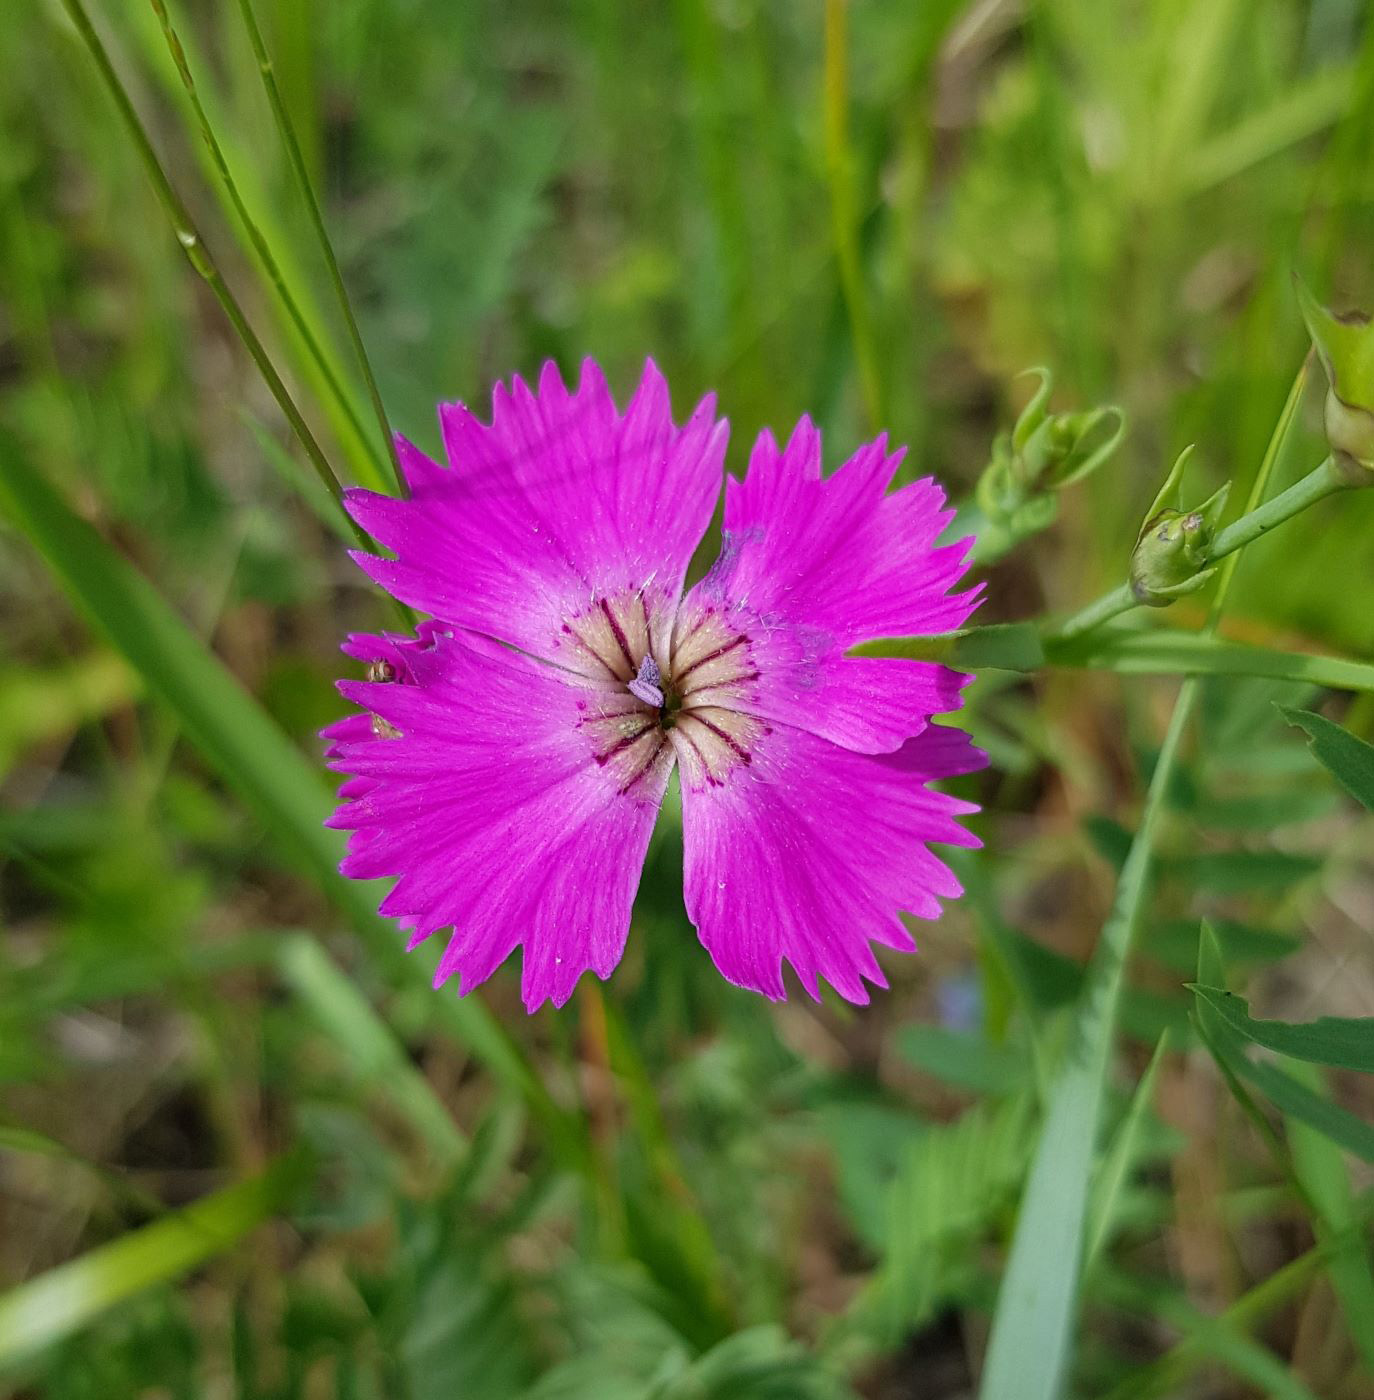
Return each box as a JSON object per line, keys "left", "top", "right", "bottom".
{"left": 324, "top": 357, "right": 986, "bottom": 1011}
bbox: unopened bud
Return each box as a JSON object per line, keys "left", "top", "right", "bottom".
{"left": 1129, "top": 447, "right": 1229, "bottom": 606}
{"left": 973, "top": 368, "right": 1126, "bottom": 559}
{"left": 1296, "top": 277, "right": 1374, "bottom": 483}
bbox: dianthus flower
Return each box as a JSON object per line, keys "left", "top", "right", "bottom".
{"left": 323, "top": 360, "right": 985, "bottom": 1010}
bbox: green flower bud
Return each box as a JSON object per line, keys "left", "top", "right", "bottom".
{"left": 1129, "top": 447, "right": 1230, "bottom": 607}
{"left": 1006, "top": 368, "right": 1126, "bottom": 493}
{"left": 972, "top": 369, "right": 1125, "bottom": 561}
{"left": 1295, "top": 277, "right": 1374, "bottom": 483}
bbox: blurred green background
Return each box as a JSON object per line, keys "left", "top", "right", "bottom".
{"left": 3, "top": 0, "right": 1374, "bottom": 1396}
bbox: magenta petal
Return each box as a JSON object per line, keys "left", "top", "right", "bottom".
{"left": 677, "top": 419, "right": 981, "bottom": 752}
{"left": 345, "top": 359, "right": 727, "bottom": 667}
{"left": 678, "top": 720, "right": 985, "bottom": 1004}
{"left": 327, "top": 634, "right": 670, "bottom": 1010}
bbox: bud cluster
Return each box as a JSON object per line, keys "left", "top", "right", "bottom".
{"left": 972, "top": 368, "right": 1125, "bottom": 561}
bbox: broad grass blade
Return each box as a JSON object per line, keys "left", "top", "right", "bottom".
{"left": 0, "top": 1157, "right": 303, "bottom": 1368}
{"left": 0, "top": 433, "right": 557, "bottom": 1134}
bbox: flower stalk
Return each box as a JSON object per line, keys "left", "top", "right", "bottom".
{"left": 234, "top": 0, "right": 407, "bottom": 498}
{"left": 1049, "top": 454, "right": 1345, "bottom": 641}
{"left": 57, "top": 0, "right": 359, "bottom": 538}
{"left": 147, "top": 0, "right": 385, "bottom": 492}
{"left": 1047, "top": 357, "right": 1351, "bottom": 643}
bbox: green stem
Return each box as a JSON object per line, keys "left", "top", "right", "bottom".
{"left": 147, "top": 0, "right": 383, "bottom": 487}
{"left": 1045, "top": 365, "right": 1341, "bottom": 643}
{"left": 1048, "top": 457, "right": 1346, "bottom": 643}
{"left": 822, "top": 0, "right": 883, "bottom": 429}
{"left": 1095, "top": 1209, "right": 1374, "bottom": 1400}
{"left": 1048, "top": 582, "right": 1137, "bottom": 641}
{"left": 56, "top": 0, "right": 363, "bottom": 545}
{"left": 1207, "top": 453, "right": 1347, "bottom": 559}
{"left": 235, "top": 0, "right": 406, "bottom": 498}
{"left": 978, "top": 363, "right": 1305, "bottom": 1400}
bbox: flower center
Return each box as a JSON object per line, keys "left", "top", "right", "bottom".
{"left": 570, "top": 590, "right": 768, "bottom": 795}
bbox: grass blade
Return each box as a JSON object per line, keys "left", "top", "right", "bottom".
{"left": 823, "top": 0, "right": 883, "bottom": 427}
{"left": 146, "top": 0, "right": 388, "bottom": 491}
{"left": 279, "top": 934, "right": 466, "bottom": 1165}
{"left": 1096, "top": 1267, "right": 1324, "bottom": 1400}
{"left": 1194, "top": 924, "right": 1374, "bottom": 1162}
{"left": 1195, "top": 928, "right": 1374, "bottom": 1371}
{"left": 976, "top": 685, "right": 1197, "bottom": 1400}
{"left": 52, "top": 0, "right": 363, "bottom": 542}
{"left": 1206, "top": 1027, "right": 1374, "bottom": 1163}
{"left": 1097, "top": 1228, "right": 1365, "bottom": 1400}
{"left": 0, "top": 432, "right": 563, "bottom": 1142}
{"left": 979, "top": 360, "right": 1306, "bottom": 1400}
{"left": 234, "top": 0, "right": 405, "bottom": 496}
{"left": 1084, "top": 1030, "right": 1170, "bottom": 1270}
{"left": 0, "top": 1156, "right": 304, "bottom": 1368}
{"left": 1287, "top": 1063, "right": 1374, "bottom": 1375}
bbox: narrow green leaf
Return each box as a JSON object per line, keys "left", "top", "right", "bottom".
{"left": 1281, "top": 706, "right": 1374, "bottom": 811}
{"left": 1286, "top": 1063, "right": 1374, "bottom": 1375}
{"left": 142, "top": 0, "right": 390, "bottom": 493}
{"left": 1190, "top": 985, "right": 1374, "bottom": 1072}
{"left": 279, "top": 936, "right": 466, "bottom": 1164}
{"left": 123, "top": 0, "right": 389, "bottom": 493}
{"left": 981, "top": 365, "right": 1310, "bottom": 1399}
{"left": 1096, "top": 1266, "right": 1323, "bottom": 1400}
{"left": 0, "top": 1157, "right": 303, "bottom": 1367}
{"left": 1182, "top": 65, "right": 1354, "bottom": 192}
{"left": 978, "top": 683, "right": 1201, "bottom": 1400}
{"left": 1047, "top": 629, "right": 1374, "bottom": 693}
{"left": 863, "top": 626, "right": 1374, "bottom": 692}
{"left": 234, "top": 0, "right": 405, "bottom": 495}
{"left": 0, "top": 434, "right": 560, "bottom": 1140}
{"left": 851, "top": 622, "right": 1045, "bottom": 671}
{"left": 51, "top": 0, "right": 365, "bottom": 536}
{"left": 1085, "top": 1031, "right": 1170, "bottom": 1269}
{"left": 1199, "top": 1004, "right": 1374, "bottom": 1164}
{"left": 1097, "top": 1226, "right": 1365, "bottom": 1400}
{"left": 602, "top": 1002, "right": 734, "bottom": 1348}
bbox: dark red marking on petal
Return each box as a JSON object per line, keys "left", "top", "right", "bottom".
{"left": 600, "top": 596, "right": 637, "bottom": 670}
{"left": 593, "top": 721, "right": 657, "bottom": 766}
{"left": 674, "top": 633, "right": 748, "bottom": 684}
{"left": 617, "top": 732, "right": 670, "bottom": 795}
{"left": 688, "top": 711, "right": 752, "bottom": 764}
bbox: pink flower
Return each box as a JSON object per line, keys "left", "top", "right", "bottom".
{"left": 324, "top": 360, "right": 985, "bottom": 1011}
